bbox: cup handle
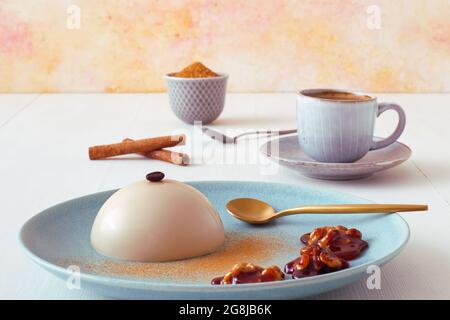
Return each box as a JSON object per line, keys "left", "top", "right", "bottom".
{"left": 371, "top": 102, "right": 406, "bottom": 150}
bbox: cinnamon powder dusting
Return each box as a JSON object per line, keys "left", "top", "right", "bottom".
{"left": 57, "top": 232, "right": 290, "bottom": 283}
{"left": 172, "top": 62, "right": 218, "bottom": 78}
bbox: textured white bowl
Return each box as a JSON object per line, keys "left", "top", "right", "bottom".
{"left": 165, "top": 73, "right": 228, "bottom": 124}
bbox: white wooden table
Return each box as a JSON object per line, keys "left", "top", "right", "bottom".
{"left": 1, "top": 93, "right": 449, "bottom": 299}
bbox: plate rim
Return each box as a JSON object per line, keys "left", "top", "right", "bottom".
{"left": 260, "top": 134, "right": 412, "bottom": 168}
{"left": 19, "top": 180, "right": 410, "bottom": 293}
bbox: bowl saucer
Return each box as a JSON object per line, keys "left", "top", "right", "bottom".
{"left": 260, "top": 135, "right": 412, "bottom": 180}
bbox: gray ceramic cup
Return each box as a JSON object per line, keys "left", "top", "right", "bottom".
{"left": 165, "top": 73, "right": 228, "bottom": 124}
{"left": 297, "top": 89, "right": 406, "bottom": 163}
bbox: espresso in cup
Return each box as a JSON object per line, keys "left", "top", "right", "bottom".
{"left": 297, "top": 89, "right": 406, "bottom": 163}
{"left": 305, "top": 91, "right": 372, "bottom": 101}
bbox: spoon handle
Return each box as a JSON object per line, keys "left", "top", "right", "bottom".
{"left": 277, "top": 204, "right": 428, "bottom": 217}
{"left": 235, "top": 129, "right": 297, "bottom": 142}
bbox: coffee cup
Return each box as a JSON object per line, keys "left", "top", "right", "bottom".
{"left": 297, "top": 89, "right": 406, "bottom": 163}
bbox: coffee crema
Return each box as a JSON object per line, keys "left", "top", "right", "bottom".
{"left": 304, "top": 91, "right": 373, "bottom": 101}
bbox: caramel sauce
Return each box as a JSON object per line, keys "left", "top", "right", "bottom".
{"left": 284, "top": 253, "right": 349, "bottom": 279}
{"left": 212, "top": 226, "right": 369, "bottom": 284}
{"left": 211, "top": 264, "right": 285, "bottom": 285}
{"left": 211, "top": 268, "right": 264, "bottom": 285}
{"left": 300, "top": 231, "right": 368, "bottom": 260}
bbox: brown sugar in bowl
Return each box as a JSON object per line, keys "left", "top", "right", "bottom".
{"left": 165, "top": 63, "right": 228, "bottom": 124}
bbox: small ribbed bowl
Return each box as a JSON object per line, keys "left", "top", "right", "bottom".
{"left": 165, "top": 73, "right": 228, "bottom": 124}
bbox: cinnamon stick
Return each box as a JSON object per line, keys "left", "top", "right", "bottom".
{"left": 89, "top": 134, "right": 185, "bottom": 160}
{"left": 122, "top": 138, "right": 190, "bottom": 166}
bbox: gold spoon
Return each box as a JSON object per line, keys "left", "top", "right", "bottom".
{"left": 226, "top": 198, "right": 428, "bottom": 224}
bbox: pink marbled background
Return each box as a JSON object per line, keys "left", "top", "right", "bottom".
{"left": 0, "top": 0, "right": 449, "bottom": 93}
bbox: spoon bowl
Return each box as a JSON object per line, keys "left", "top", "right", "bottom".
{"left": 226, "top": 198, "right": 277, "bottom": 224}
{"left": 226, "top": 198, "right": 428, "bottom": 224}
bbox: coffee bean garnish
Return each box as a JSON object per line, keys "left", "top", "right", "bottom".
{"left": 146, "top": 171, "right": 165, "bottom": 182}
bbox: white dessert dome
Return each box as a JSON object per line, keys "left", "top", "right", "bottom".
{"left": 90, "top": 172, "right": 225, "bottom": 262}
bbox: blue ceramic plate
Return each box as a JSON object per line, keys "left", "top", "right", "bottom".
{"left": 20, "top": 181, "right": 409, "bottom": 299}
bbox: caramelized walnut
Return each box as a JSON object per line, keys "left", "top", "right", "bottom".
{"left": 300, "top": 226, "right": 368, "bottom": 260}
{"left": 211, "top": 263, "right": 284, "bottom": 285}
{"left": 285, "top": 245, "right": 349, "bottom": 279}
{"left": 210, "top": 226, "right": 369, "bottom": 285}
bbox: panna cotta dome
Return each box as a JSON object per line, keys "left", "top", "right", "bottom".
{"left": 90, "top": 173, "right": 225, "bottom": 262}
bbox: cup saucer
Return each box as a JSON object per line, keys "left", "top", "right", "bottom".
{"left": 260, "top": 134, "right": 412, "bottom": 180}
